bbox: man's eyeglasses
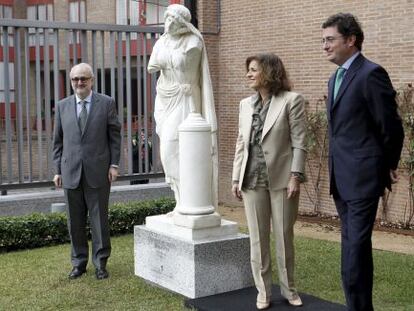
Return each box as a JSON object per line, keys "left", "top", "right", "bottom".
{"left": 71, "top": 76, "right": 92, "bottom": 82}
{"left": 321, "top": 36, "right": 344, "bottom": 45}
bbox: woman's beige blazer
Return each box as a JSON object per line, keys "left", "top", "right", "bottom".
{"left": 232, "top": 91, "right": 307, "bottom": 191}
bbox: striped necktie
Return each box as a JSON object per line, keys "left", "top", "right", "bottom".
{"left": 334, "top": 67, "right": 346, "bottom": 100}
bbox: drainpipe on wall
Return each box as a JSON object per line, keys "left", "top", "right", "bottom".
{"left": 185, "top": 0, "right": 220, "bottom": 35}
{"left": 185, "top": 0, "right": 198, "bottom": 28}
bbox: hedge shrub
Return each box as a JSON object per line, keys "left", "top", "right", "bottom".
{"left": 0, "top": 197, "right": 175, "bottom": 252}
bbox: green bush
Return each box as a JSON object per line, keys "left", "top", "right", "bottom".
{"left": 108, "top": 198, "right": 175, "bottom": 235}
{"left": 0, "top": 197, "right": 175, "bottom": 252}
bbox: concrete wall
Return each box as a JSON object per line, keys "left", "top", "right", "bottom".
{"left": 0, "top": 183, "right": 173, "bottom": 216}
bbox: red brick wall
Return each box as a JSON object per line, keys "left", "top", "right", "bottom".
{"left": 198, "top": 0, "right": 414, "bottom": 224}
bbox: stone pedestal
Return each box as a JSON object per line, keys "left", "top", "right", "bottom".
{"left": 134, "top": 215, "right": 253, "bottom": 298}
{"left": 173, "top": 113, "right": 220, "bottom": 230}
{"left": 135, "top": 113, "right": 253, "bottom": 298}
{"left": 177, "top": 113, "right": 214, "bottom": 217}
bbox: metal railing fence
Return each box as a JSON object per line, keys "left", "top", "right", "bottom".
{"left": 0, "top": 18, "right": 164, "bottom": 191}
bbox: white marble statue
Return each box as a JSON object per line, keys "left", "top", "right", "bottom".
{"left": 148, "top": 4, "right": 218, "bottom": 212}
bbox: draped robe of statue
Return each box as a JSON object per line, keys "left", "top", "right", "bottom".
{"left": 148, "top": 29, "right": 218, "bottom": 211}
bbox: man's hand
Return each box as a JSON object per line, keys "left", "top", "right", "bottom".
{"left": 390, "top": 169, "right": 399, "bottom": 184}
{"left": 53, "top": 174, "right": 62, "bottom": 188}
{"left": 287, "top": 176, "right": 300, "bottom": 199}
{"left": 108, "top": 167, "right": 119, "bottom": 183}
{"left": 231, "top": 183, "right": 242, "bottom": 201}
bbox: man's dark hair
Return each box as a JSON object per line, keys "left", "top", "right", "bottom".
{"left": 322, "top": 13, "right": 364, "bottom": 51}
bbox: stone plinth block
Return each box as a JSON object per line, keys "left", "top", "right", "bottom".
{"left": 134, "top": 219, "right": 253, "bottom": 298}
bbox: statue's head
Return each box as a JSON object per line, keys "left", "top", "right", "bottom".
{"left": 164, "top": 4, "right": 191, "bottom": 35}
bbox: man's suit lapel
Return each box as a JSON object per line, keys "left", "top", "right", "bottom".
{"left": 327, "top": 76, "right": 335, "bottom": 114}
{"left": 262, "top": 93, "right": 286, "bottom": 141}
{"left": 331, "top": 54, "right": 365, "bottom": 111}
{"left": 81, "top": 92, "right": 98, "bottom": 136}
{"left": 66, "top": 95, "right": 82, "bottom": 135}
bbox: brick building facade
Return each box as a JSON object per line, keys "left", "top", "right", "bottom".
{"left": 197, "top": 0, "right": 414, "bottom": 224}
{"left": 1, "top": 1, "right": 413, "bottom": 224}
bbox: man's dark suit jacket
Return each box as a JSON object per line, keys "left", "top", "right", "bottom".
{"left": 327, "top": 53, "right": 404, "bottom": 200}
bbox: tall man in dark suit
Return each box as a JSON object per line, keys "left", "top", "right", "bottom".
{"left": 53, "top": 63, "right": 121, "bottom": 280}
{"left": 322, "top": 13, "right": 404, "bottom": 311}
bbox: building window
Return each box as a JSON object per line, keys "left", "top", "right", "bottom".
{"left": 0, "top": 4, "right": 13, "bottom": 46}
{"left": 27, "top": 3, "right": 54, "bottom": 46}
{"left": 144, "top": 0, "right": 169, "bottom": 26}
{"left": 116, "top": 0, "right": 139, "bottom": 26}
{"left": 69, "top": 0, "right": 86, "bottom": 23}
{"left": 0, "top": 3, "right": 14, "bottom": 106}
{"left": 116, "top": 0, "right": 140, "bottom": 40}
{"left": 27, "top": 3, "right": 54, "bottom": 22}
{"left": 0, "top": 4, "right": 12, "bottom": 19}
{"left": 68, "top": 0, "right": 86, "bottom": 43}
{"left": 0, "top": 62, "right": 15, "bottom": 104}
{"left": 116, "top": 0, "right": 170, "bottom": 27}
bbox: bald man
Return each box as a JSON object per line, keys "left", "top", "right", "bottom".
{"left": 53, "top": 63, "right": 121, "bottom": 280}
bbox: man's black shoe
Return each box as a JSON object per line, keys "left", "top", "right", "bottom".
{"left": 68, "top": 267, "right": 86, "bottom": 279}
{"left": 95, "top": 268, "right": 109, "bottom": 280}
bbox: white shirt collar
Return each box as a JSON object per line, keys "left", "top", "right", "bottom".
{"left": 75, "top": 91, "right": 93, "bottom": 104}
{"left": 341, "top": 51, "right": 360, "bottom": 70}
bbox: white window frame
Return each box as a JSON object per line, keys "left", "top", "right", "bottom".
{"left": 69, "top": 0, "right": 86, "bottom": 23}
{"left": 116, "top": 0, "right": 140, "bottom": 39}
{"left": 27, "top": 4, "right": 54, "bottom": 46}
{"left": 0, "top": 62, "right": 15, "bottom": 103}
{"left": 0, "top": 5, "right": 14, "bottom": 46}
{"left": 69, "top": 0, "right": 87, "bottom": 44}
{"left": 144, "top": 0, "right": 169, "bottom": 26}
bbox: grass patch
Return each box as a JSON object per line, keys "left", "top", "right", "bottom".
{"left": 291, "top": 238, "right": 414, "bottom": 311}
{"left": 0, "top": 234, "right": 413, "bottom": 310}
{"left": 0, "top": 235, "right": 184, "bottom": 311}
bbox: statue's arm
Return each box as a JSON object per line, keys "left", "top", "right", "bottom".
{"left": 185, "top": 36, "right": 203, "bottom": 61}
{"left": 186, "top": 46, "right": 202, "bottom": 68}
{"left": 148, "top": 57, "right": 161, "bottom": 73}
{"left": 148, "top": 41, "right": 161, "bottom": 73}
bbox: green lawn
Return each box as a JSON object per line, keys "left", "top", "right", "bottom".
{"left": 293, "top": 238, "right": 414, "bottom": 311}
{"left": 1, "top": 234, "right": 413, "bottom": 311}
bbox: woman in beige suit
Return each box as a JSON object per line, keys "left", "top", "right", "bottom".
{"left": 232, "top": 53, "right": 307, "bottom": 309}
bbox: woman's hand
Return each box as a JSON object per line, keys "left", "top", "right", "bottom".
{"left": 287, "top": 176, "right": 300, "bottom": 199}
{"left": 390, "top": 169, "right": 399, "bottom": 184}
{"left": 232, "top": 183, "right": 243, "bottom": 201}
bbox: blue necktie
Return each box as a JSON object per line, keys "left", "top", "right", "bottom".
{"left": 334, "top": 67, "right": 346, "bottom": 100}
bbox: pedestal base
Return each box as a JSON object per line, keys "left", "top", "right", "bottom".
{"left": 173, "top": 211, "right": 221, "bottom": 229}
{"left": 146, "top": 214, "right": 235, "bottom": 240}
{"left": 134, "top": 216, "right": 253, "bottom": 298}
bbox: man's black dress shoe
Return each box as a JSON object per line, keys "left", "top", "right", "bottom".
{"left": 68, "top": 267, "right": 86, "bottom": 279}
{"left": 95, "top": 268, "right": 109, "bottom": 280}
